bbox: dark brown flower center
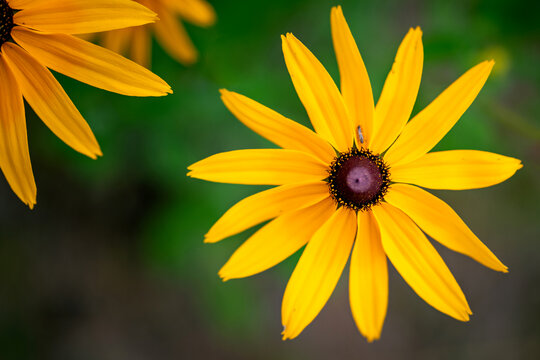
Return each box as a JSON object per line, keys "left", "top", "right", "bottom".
{"left": 0, "top": 0, "right": 13, "bottom": 47}
{"left": 327, "top": 148, "right": 390, "bottom": 211}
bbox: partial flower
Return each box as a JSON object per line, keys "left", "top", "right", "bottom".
{"left": 100, "top": 0, "right": 216, "bottom": 67}
{"left": 188, "top": 6, "right": 522, "bottom": 341}
{"left": 0, "top": 0, "right": 172, "bottom": 208}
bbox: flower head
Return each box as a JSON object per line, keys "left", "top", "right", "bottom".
{"left": 101, "top": 0, "right": 216, "bottom": 67}
{"left": 0, "top": 0, "right": 172, "bottom": 208}
{"left": 188, "top": 6, "right": 522, "bottom": 341}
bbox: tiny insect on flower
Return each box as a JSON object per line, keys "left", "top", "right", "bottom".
{"left": 357, "top": 125, "right": 364, "bottom": 144}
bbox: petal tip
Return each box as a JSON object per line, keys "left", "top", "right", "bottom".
{"left": 365, "top": 335, "right": 380, "bottom": 343}
{"left": 218, "top": 271, "right": 230, "bottom": 282}
{"left": 457, "top": 311, "right": 471, "bottom": 322}
{"left": 491, "top": 260, "right": 509, "bottom": 273}
{"left": 85, "top": 144, "right": 102, "bottom": 159}
{"left": 331, "top": 5, "right": 342, "bottom": 14}
{"left": 186, "top": 161, "right": 197, "bottom": 170}
{"left": 219, "top": 88, "right": 232, "bottom": 99}
{"left": 478, "top": 60, "right": 495, "bottom": 74}
{"left": 281, "top": 328, "right": 292, "bottom": 341}
{"left": 203, "top": 235, "right": 218, "bottom": 243}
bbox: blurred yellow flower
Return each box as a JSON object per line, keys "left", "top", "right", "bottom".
{"left": 101, "top": 0, "right": 216, "bottom": 67}
{"left": 188, "top": 6, "right": 522, "bottom": 341}
{"left": 0, "top": 0, "right": 172, "bottom": 208}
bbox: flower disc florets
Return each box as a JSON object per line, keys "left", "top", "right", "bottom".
{"left": 0, "top": 0, "right": 13, "bottom": 46}
{"left": 327, "top": 147, "right": 390, "bottom": 211}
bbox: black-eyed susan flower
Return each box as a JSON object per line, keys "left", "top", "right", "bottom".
{"left": 0, "top": 0, "right": 172, "bottom": 208}
{"left": 100, "top": 0, "right": 216, "bottom": 67}
{"left": 188, "top": 6, "right": 522, "bottom": 341}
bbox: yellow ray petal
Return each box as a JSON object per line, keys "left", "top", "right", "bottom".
{"left": 282, "top": 207, "right": 356, "bottom": 340}
{"left": 385, "top": 184, "right": 507, "bottom": 272}
{"left": 187, "top": 149, "right": 329, "bottom": 185}
{"left": 220, "top": 90, "right": 336, "bottom": 164}
{"left": 13, "top": 0, "right": 158, "bottom": 34}
{"left": 164, "top": 0, "right": 216, "bottom": 27}
{"left": 331, "top": 6, "right": 374, "bottom": 147}
{"left": 206, "top": 181, "right": 329, "bottom": 243}
{"left": 282, "top": 33, "right": 353, "bottom": 152}
{"left": 385, "top": 61, "right": 494, "bottom": 166}
{"left": 130, "top": 26, "right": 151, "bottom": 68}
{"left": 7, "top": 0, "right": 33, "bottom": 10}
{"left": 12, "top": 28, "right": 171, "bottom": 97}
{"left": 0, "top": 54, "right": 36, "bottom": 208}
{"left": 219, "top": 196, "right": 335, "bottom": 280}
{"left": 391, "top": 150, "right": 522, "bottom": 190}
{"left": 370, "top": 27, "right": 423, "bottom": 154}
{"left": 372, "top": 203, "right": 471, "bottom": 321}
{"left": 103, "top": 28, "right": 132, "bottom": 55}
{"left": 154, "top": 1, "right": 198, "bottom": 65}
{"left": 2, "top": 43, "right": 101, "bottom": 158}
{"left": 349, "top": 210, "right": 388, "bottom": 342}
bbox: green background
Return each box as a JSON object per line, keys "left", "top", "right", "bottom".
{"left": 1, "top": 0, "right": 539, "bottom": 358}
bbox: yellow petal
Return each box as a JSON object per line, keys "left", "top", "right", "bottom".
{"left": 330, "top": 6, "right": 374, "bottom": 147}
{"left": 349, "top": 210, "right": 388, "bottom": 342}
{"left": 391, "top": 150, "right": 522, "bottom": 190}
{"left": 103, "top": 28, "right": 132, "bottom": 55}
{"left": 163, "top": 0, "right": 216, "bottom": 27}
{"left": 153, "top": 1, "right": 198, "bottom": 65}
{"left": 385, "top": 61, "right": 494, "bottom": 166}
{"left": 12, "top": 28, "right": 171, "bottom": 97}
{"left": 219, "top": 196, "right": 335, "bottom": 280}
{"left": 0, "top": 53, "right": 36, "bottom": 208}
{"left": 7, "top": 0, "right": 33, "bottom": 9}
{"left": 220, "top": 90, "right": 336, "bottom": 164}
{"left": 187, "top": 149, "right": 329, "bottom": 185}
{"left": 282, "top": 33, "right": 353, "bottom": 152}
{"left": 206, "top": 181, "right": 329, "bottom": 243}
{"left": 130, "top": 26, "right": 151, "bottom": 68}
{"left": 13, "top": 0, "right": 158, "bottom": 34}
{"left": 372, "top": 203, "right": 471, "bottom": 321}
{"left": 2, "top": 43, "right": 101, "bottom": 158}
{"left": 370, "top": 27, "right": 423, "bottom": 154}
{"left": 385, "top": 184, "right": 507, "bottom": 272}
{"left": 282, "top": 207, "right": 356, "bottom": 340}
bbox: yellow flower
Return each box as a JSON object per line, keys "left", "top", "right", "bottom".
{"left": 0, "top": 0, "right": 172, "bottom": 208}
{"left": 188, "top": 6, "right": 523, "bottom": 341}
{"left": 101, "top": 0, "right": 216, "bottom": 67}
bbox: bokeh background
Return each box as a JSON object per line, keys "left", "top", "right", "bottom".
{"left": 1, "top": 0, "right": 539, "bottom": 359}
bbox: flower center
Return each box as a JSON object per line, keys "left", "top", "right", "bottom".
{"left": 0, "top": 0, "right": 13, "bottom": 46}
{"left": 327, "top": 148, "right": 390, "bottom": 211}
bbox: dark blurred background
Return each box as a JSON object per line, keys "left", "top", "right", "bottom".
{"left": 1, "top": 0, "right": 539, "bottom": 359}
